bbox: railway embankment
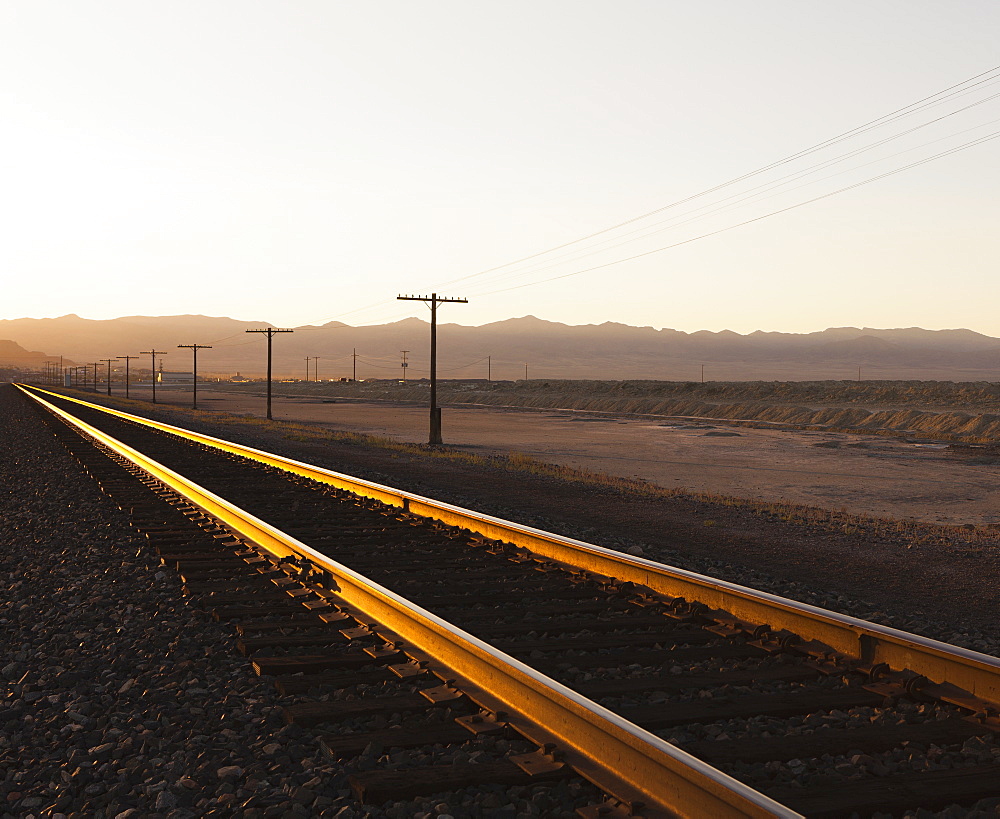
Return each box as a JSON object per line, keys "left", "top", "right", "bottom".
{"left": 34, "top": 384, "right": 1000, "bottom": 653}
{"left": 213, "top": 379, "right": 1000, "bottom": 443}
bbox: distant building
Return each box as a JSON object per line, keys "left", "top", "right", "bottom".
{"left": 157, "top": 371, "right": 194, "bottom": 384}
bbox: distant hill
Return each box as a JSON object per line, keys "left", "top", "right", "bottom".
{"left": 0, "top": 338, "right": 67, "bottom": 367}
{"left": 1, "top": 313, "right": 999, "bottom": 382}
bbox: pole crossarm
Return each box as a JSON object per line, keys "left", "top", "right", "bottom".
{"left": 396, "top": 295, "right": 468, "bottom": 304}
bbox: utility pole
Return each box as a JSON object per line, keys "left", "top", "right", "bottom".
{"left": 701, "top": 364, "right": 705, "bottom": 384}
{"left": 99, "top": 359, "right": 117, "bottom": 396}
{"left": 304, "top": 357, "right": 311, "bottom": 382}
{"left": 400, "top": 350, "right": 409, "bottom": 383}
{"left": 524, "top": 363, "right": 528, "bottom": 382}
{"left": 352, "top": 348, "right": 358, "bottom": 381}
{"left": 89, "top": 363, "right": 100, "bottom": 392}
{"left": 140, "top": 349, "right": 168, "bottom": 403}
{"left": 314, "top": 356, "right": 320, "bottom": 382}
{"left": 118, "top": 355, "right": 138, "bottom": 399}
{"left": 396, "top": 293, "right": 467, "bottom": 445}
{"left": 487, "top": 355, "right": 491, "bottom": 383}
{"left": 245, "top": 328, "right": 293, "bottom": 420}
{"left": 858, "top": 366, "right": 862, "bottom": 382}
{"left": 178, "top": 344, "right": 212, "bottom": 409}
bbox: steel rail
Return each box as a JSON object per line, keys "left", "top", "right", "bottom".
{"left": 20, "top": 385, "right": 1000, "bottom": 708}
{"left": 23, "top": 385, "right": 799, "bottom": 818}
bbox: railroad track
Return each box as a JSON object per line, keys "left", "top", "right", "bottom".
{"left": 16, "top": 384, "right": 1000, "bottom": 818}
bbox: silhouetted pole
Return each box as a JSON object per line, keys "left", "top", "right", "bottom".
{"left": 90, "top": 363, "right": 100, "bottom": 392}
{"left": 400, "top": 350, "right": 409, "bottom": 383}
{"left": 304, "top": 357, "right": 311, "bottom": 382}
{"left": 396, "top": 293, "right": 467, "bottom": 445}
{"left": 487, "top": 356, "right": 491, "bottom": 383}
{"left": 314, "top": 356, "right": 320, "bottom": 382}
{"left": 118, "top": 355, "right": 138, "bottom": 399}
{"left": 352, "top": 348, "right": 358, "bottom": 381}
{"left": 100, "top": 359, "right": 117, "bottom": 396}
{"left": 524, "top": 363, "right": 528, "bottom": 381}
{"left": 140, "top": 350, "right": 168, "bottom": 403}
{"left": 246, "top": 328, "right": 293, "bottom": 420}
{"left": 701, "top": 364, "right": 705, "bottom": 384}
{"left": 178, "top": 344, "right": 212, "bottom": 409}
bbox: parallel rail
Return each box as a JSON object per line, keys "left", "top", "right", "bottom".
{"left": 19, "top": 384, "right": 1000, "bottom": 815}
{"left": 19, "top": 386, "right": 1000, "bottom": 707}
{"left": 19, "top": 385, "right": 800, "bottom": 817}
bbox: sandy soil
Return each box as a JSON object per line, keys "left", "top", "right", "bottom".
{"left": 144, "top": 385, "right": 1000, "bottom": 528}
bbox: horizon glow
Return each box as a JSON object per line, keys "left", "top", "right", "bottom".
{"left": 3, "top": 2, "right": 999, "bottom": 336}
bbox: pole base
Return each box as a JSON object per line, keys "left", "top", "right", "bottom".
{"left": 429, "top": 407, "right": 443, "bottom": 445}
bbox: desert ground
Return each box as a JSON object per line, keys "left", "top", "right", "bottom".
{"left": 140, "top": 384, "right": 1000, "bottom": 528}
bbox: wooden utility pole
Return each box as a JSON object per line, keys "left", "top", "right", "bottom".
{"left": 400, "top": 350, "right": 409, "bottom": 383}
{"left": 352, "top": 348, "right": 358, "bottom": 381}
{"left": 90, "top": 363, "right": 100, "bottom": 392}
{"left": 118, "top": 355, "right": 138, "bottom": 399}
{"left": 314, "top": 356, "right": 320, "bottom": 382}
{"left": 99, "top": 359, "right": 117, "bottom": 396}
{"left": 304, "top": 357, "right": 312, "bottom": 382}
{"left": 139, "top": 350, "right": 168, "bottom": 403}
{"left": 487, "top": 355, "right": 491, "bottom": 383}
{"left": 245, "top": 328, "right": 293, "bottom": 420}
{"left": 396, "top": 293, "right": 468, "bottom": 445}
{"left": 178, "top": 344, "right": 212, "bottom": 409}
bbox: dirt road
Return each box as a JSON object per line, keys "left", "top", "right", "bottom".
{"left": 143, "top": 385, "right": 1000, "bottom": 527}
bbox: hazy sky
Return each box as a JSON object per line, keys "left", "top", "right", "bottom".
{"left": 3, "top": 1, "right": 999, "bottom": 335}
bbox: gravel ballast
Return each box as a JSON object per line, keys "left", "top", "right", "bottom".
{"left": 7, "top": 384, "right": 1000, "bottom": 818}
{"left": 0, "top": 386, "right": 601, "bottom": 817}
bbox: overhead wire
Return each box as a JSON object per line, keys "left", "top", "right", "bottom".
{"left": 473, "top": 127, "right": 1000, "bottom": 296}
{"left": 426, "top": 65, "right": 1000, "bottom": 294}
{"left": 460, "top": 113, "right": 1000, "bottom": 296}
{"left": 177, "top": 64, "right": 1000, "bottom": 332}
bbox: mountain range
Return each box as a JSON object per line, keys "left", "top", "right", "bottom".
{"left": 2, "top": 314, "right": 999, "bottom": 382}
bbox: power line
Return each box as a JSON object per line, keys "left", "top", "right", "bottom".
{"left": 432, "top": 64, "right": 1000, "bottom": 293}
{"left": 471, "top": 127, "right": 1000, "bottom": 297}
{"left": 461, "top": 106, "right": 1000, "bottom": 294}
{"left": 460, "top": 115, "right": 1000, "bottom": 297}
